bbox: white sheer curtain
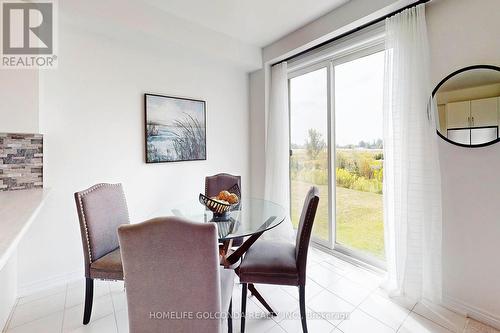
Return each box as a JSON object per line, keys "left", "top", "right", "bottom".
{"left": 382, "top": 4, "right": 443, "bottom": 304}
{"left": 263, "top": 62, "right": 295, "bottom": 242}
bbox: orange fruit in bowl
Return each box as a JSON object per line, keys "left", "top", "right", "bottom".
{"left": 228, "top": 193, "right": 239, "bottom": 204}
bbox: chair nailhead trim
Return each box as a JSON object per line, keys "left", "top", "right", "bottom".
{"left": 77, "top": 183, "right": 125, "bottom": 263}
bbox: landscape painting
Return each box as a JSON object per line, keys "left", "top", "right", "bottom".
{"left": 145, "top": 94, "right": 206, "bottom": 163}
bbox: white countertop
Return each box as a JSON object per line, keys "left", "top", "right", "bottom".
{"left": 0, "top": 188, "right": 49, "bottom": 271}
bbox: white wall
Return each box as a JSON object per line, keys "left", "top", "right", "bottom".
{"left": 0, "top": 70, "right": 39, "bottom": 133}
{"left": 250, "top": 0, "right": 500, "bottom": 327}
{"left": 249, "top": 69, "right": 266, "bottom": 197}
{"left": 17, "top": 21, "right": 250, "bottom": 291}
{"left": 427, "top": 0, "right": 500, "bottom": 326}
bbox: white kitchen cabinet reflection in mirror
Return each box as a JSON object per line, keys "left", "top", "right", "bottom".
{"left": 434, "top": 65, "right": 500, "bottom": 147}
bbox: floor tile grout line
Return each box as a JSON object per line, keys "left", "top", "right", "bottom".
{"left": 8, "top": 279, "right": 115, "bottom": 332}
{"left": 15, "top": 284, "right": 68, "bottom": 307}
{"left": 357, "top": 305, "right": 403, "bottom": 332}
{"left": 272, "top": 282, "right": 339, "bottom": 330}
{"left": 462, "top": 318, "right": 469, "bottom": 333}
{"left": 109, "top": 282, "right": 120, "bottom": 333}
{"left": 280, "top": 258, "right": 379, "bottom": 330}
{"left": 8, "top": 253, "right": 479, "bottom": 333}
{"left": 265, "top": 320, "right": 286, "bottom": 333}
{"left": 349, "top": 280, "right": 422, "bottom": 332}
{"left": 394, "top": 300, "right": 417, "bottom": 332}
{"left": 324, "top": 257, "right": 465, "bottom": 333}
{"left": 273, "top": 305, "right": 337, "bottom": 333}
{"left": 2, "top": 297, "right": 19, "bottom": 333}
{"left": 5, "top": 293, "right": 66, "bottom": 331}
{"left": 408, "top": 301, "right": 468, "bottom": 333}
{"left": 64, "top": 283, "right": 112, "bottom": 312}
{"left": 318, "top": 257, "right": 425, "bottom": 332}
{"left": 395, "top": 311, "right": 412, "bottom": 332}
{"left": 311, "top": 259, "right": 381, "bottom": 293}
{"left": 13, "top": 291, "right": 68, "bottom": 310}
{"left": 408, "top": 311, "right": 456, "bottom": 333}
{"left": 319, "top": 253, "right": 468, "bottom": 333}
{"left": 324, "top": 258, "right": 401, "bottom": 332}
{"left": 60, "top": 282, "right": 68, "bottom": 333}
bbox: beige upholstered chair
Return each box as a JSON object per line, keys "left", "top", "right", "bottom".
{"left": 238, "top": 187, "right": 320, "bottom": 333}
{"left": 74, "top": 183, "right": 129, "bottom": 324}
{"left": 118, "top": 217, "right": 235, "bottom": 333}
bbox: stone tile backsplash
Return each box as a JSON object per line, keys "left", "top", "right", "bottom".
{"left": 0, "top": 133, "right": 43, "bottom": 191}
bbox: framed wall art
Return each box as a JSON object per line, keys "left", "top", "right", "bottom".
{"left": 145, "top": 93, "right": 206, "bottom": 163}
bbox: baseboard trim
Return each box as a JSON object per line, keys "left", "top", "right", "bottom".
{"left": 18, "top": 270, "right": 82, "bottom": 297}
{"left": 443, "top": 294, "right": 500, "bottom": 330}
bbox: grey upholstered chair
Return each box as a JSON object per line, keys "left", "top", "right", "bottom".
{"left": 205, "top": 173, "right": 243, "bottom": 245}
{"left": 118, "top": 217, "right": 235, "bottom": 333}
{"left": 205, "top": 173, "right": 241, "bottom": 206}
{"left": 238, "top": 187, "right": 320, "bottom": 333}
{"left": 74, "top": 183, "right": 129, "bottom": 325}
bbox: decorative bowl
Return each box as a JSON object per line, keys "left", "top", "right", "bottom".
{"left": 199, "top": 184, "right": 240, "bottom": 221}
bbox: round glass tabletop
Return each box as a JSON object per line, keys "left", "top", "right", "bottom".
{"left": 151, "top": 198, "right": 286, "bottom": 241}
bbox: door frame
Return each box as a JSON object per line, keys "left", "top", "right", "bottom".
{"left": 288, "top": 60, "right": 333, "bottom": 248}
{"left": 288, "top": 34, "right": 387, "bottom": 269}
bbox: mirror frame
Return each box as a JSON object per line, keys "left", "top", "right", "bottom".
{"left": 433, "top": 64, "right": 500, "bottom": 148}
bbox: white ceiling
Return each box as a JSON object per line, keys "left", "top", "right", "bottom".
{"left": 142, "top": 0, "right": 351, "bottom": 47}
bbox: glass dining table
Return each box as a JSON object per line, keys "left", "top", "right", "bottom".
{"left": 168, "top": 197, "right": 285, "bottom": 237}
{"left": 151, "top": 197, "right": 287, "bottom": 315}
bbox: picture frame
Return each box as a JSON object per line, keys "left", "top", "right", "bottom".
{"left": 144, "top": 93, "right": 207, "bottom": 163}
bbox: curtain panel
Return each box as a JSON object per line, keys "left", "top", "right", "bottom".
{"left": 382, "top": 4, "right": 443, "bottom": 304}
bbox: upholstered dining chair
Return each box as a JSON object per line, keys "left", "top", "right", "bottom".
{"left": 118, "top": 217, "right": 235, "bottom": 333}
{"left": 205, "top": 173, "right": 243, "bottom": 246}
{"left": 238, "top": 187, "right": 319, "bottom": 333}
{"left": 74, "top": 183, "right": 129, "bottom": 325}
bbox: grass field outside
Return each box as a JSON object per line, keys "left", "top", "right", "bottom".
{"left": 291, "top": 180, "right": 385, "bottom": 258}
{"left": 290, "top": 147, "right": 385, "bottom": 259}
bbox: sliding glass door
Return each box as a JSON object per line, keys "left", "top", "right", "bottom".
{"left": 289, "top": 46, "right": 386, "bottom": 265}
{"left": 289, "top": 65, "right": 331, "bottom": 244}
{"left": 334, "top": 51, "right": 385, "bottom": 263}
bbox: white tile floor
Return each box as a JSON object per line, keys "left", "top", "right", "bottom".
{"left": 3, "top": 247, "right": 498, "bottom": 333}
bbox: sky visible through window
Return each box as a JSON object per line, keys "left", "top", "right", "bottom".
{"left": 290, "top": 51, "right": 385, "bottom": 148}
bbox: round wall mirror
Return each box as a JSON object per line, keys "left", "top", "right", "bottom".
{"left": 433, "top": 65, "right": 500, "bottom": 147}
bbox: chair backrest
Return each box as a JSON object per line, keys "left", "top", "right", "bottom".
{"left": 205, "top": 173, "right": 241, "bottom": 198}
{"left": 118, "top": 217, "right": 222, "bottom": 333}
{"left": 295, "top": 186, "right": 320, "bottom": 284}
{"left": 74, "top": 183, "right": 130, "bottom": 276}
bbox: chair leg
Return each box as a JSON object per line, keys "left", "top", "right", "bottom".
{"left": 228, "top": 298, "right": 233, "bottom": 333}
{"left": 83, "top": 278, "right": 94, "bottom": 325}
{"left": 299, "top": 285, "right": 307, "bottom": 333}
{"left": 248, "top": 284, "right": 277, "bottom": 316}
{"left": 241, "top": 283, "right": 248, "bottom": 333}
